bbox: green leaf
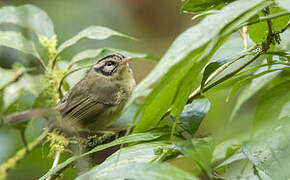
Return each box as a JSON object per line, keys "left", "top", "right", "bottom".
{"left": 0, "top": 4, "right": 55, "bottom": 38}
{"left": 229, "top": 64, "right": 283, "bottom": 120}
{"left": 133, "top": 0, "right": 270, "bottom": 99}
{"left": 76, "top": 142, "right": 170, "bottom": 180}
{"left": 4, "top": 89, "right": 35, "bottom": 115}
{"left": 133, "top": 0, "right": 271, "bottom": 133}
{"left": 57, "top": 26, "right": 132, "bottom": 53}
{"left": 0, "top": 31, "right": 41, "bottom": 60}
{"left": 181, "top": 0, "right": 235, "bottom": 13}
{"left": 40, "top": 131, "right": 170, "bottom": 180}
{"left": 253, "top": 81, "right": 290, "bottom": 131}
{"left": 177, "top": 97, "right": 210, "bottom": 135}
{"left": 174, "top": 137, "right": 214, "bottom": 177}
{"left": 243, "top": 117, "right": 290, "bottom": 179}
{"left": 249, "top": 7, "right": 290, "bottom": 44}
{"left": 79, "top": 162, "right": 198, "bottom": 180}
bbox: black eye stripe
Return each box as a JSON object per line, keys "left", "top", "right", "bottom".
{"left": 94, "top": 64, "right": 118, "bottom": 76}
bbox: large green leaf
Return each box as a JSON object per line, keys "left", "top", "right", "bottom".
{"left": 174, "top": 137, "right": 214, "bottom": 177}
{"left": 57, "top": 26, "right": 131, "bottom": 53}
{"left": 40, "top": 131, "right": 170, "bottom": 180}
{"left": 0, "top": 31, "right": 41, "bottom": 60}
{"left": 134, "top": 0, "right": 270, "bottom": 98}
{"left": 181, "top": 0, "right": 235, "bottom": 13}
{"left": 79, "top": 162, "right": 198, "bottom": 180}
{"left": 229, "top": 64, "right": 283, "bottom": 121}
{"left": 133, "top": 0, "right": 272, "bottom": 133}
{"left": 0, "top": 4, "right": 55, "bottom": 38}
{"left": 76, "top": 142, "right": 169, "bottom": 180}
{"left": 177, "top": 97, "right": 211, "bottom": 135}
{"left": 249, "top": 7, "right": 290, "bottom": 44}
{"left": 253, "top": 81, "right": 290, "bottom": 131}
{"left": 243, "top": 117, "right": 290, "bottom": 180}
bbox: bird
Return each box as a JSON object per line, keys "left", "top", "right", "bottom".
{"left": 56, "top": 53, "right": 136, "bottom": 133}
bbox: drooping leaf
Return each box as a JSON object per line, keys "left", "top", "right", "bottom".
{"left": 181, "top": 0, "right": 235, "bottom": 13}
{"left": 57, "top": 26, "right": 132, "bottom": 53}
{"left": 177, "top": 97, "right": 210, "bottom": 135}
{"left": 133, "top": 0, "right": 272, "bottom": 133}
{"left": 174, "top": 137, "right": 214, "bottom": 177}
{"left": 0, "top": 31, "right": 41, "bottom": 60}
{"left": 76, "top": 142, "right": 170, "bottom": 180}
{"left": 79, "top": 162, "right": 199, "bottom": 180}
{"left": 243, "top": 116, "right": 290, "bottom": 180}
{"left": 133, "top": 0, "right": 271, "bottom": 99}
{"left": 40, "top": 131, "right": 170, "bottom": 180}
{"left": 0, "top": 4, "right": 55, "bottom": 38}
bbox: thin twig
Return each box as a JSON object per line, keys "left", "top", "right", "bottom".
{"left": 46, "top": 151, "right": 61, "bottom": 180}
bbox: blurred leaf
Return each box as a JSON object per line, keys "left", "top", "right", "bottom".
{"left": 57, "top": 26, "right": 132, "bottom": 53}
{"left": 0, "top": 4, "right": 55, "bottom": 38}
{"left": 181, "top": 0, "right": 235, "bottom": 13}
{"left": 243, "top": 117, "right": 290, "bottom": 180}
{"left": 77, "top": 142, "right": 170, "bottom": 180}
{"left": 249, "top": 7, "right": 289, "bottom": 44}
{"left": 112, "top": 103, "right": 140, "bottom": 129}
{"left": 229, "top": 64, "right": 283, "bottom": 120}
{"left": 40, "top": 131, "right": 170, "bottom": 180}
{"left": 253, "top": 81, "right": 290, "bottom": 131}
{"left": 79, "top": 162, "right": 198, "bottom": 180}
{"left": 4, "top": 89, "right": 35, "bottom": 115}
{"left": 133, "top": 0, "right": 272, "bottom": 133}
{"left": 0, "top": 89, "right": 4, "bottom": 114}
{"left": 0, "top": 31, "right": 41, "bottom": 60}
{"left": 174, "top": 137, "right": 214, "bottom": 177}
{"left": 177, "top": 97, "right": 210, "bottom": 135}
{"left": 277, "top": 0, "right": 290, "bottom": 12}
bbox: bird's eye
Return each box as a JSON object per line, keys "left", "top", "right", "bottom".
{"left": 105, "top": 61, "right": 116, "bottom": 67}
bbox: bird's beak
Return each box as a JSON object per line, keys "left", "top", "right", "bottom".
{"left": 121, "top": 57, "right": 133, "bottom": 65}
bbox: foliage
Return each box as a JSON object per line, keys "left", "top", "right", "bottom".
{"left": 0, "top": 0, "right": 289, "bottom": 179}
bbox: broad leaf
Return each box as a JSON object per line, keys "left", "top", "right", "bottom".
{"left": 253, "top": 81, "right": 290, "bottom": 131}
{"left": 178, "top": 97, "right": 211, "bottom": 135}
{"left": 229, "top": 64, "right": 283, "bottom": 120}
{"left": 249, "top": 7, "right": 289, "bottom": 44}
{"left": 243, "top": 117, "right": 290, "bottom": 179}
{"left": 57, "top": 26, "right": 131, "bottom": 53}
{"left": 3, "top": 89, "right": 35, "bottom": 115}
{"left": 79, "top": 162, "right": 199, "bottom": 180}
{"left": 77, "top": 142, "right": 169, "bottom": 180}
{"left": 174, "top": 137, "right": 214, "bottom": 177}
{"left": 0, "top": 31, "right": 41, "bottom": 60}
{"left": 40, "top": 131, "right": 170, "bottom": 180}
{"left": 0, "top": 4, "right": 55, "bottom": 38}
{"left": 133, "top": 0, "right": 272, "bottom": 133}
